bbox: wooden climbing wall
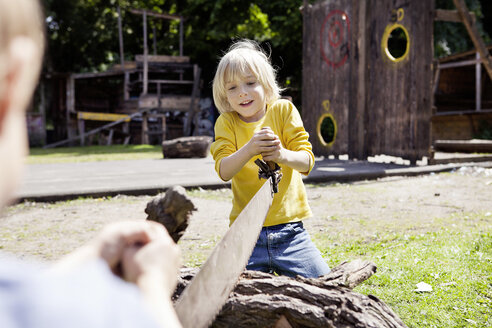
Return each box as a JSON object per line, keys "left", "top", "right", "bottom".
{"left": 303, "top": 0, "right": 434, "bottom": 162}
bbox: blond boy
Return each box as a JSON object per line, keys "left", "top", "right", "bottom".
{"left": 211, "top": 40, "right": 330, "bottom": 278}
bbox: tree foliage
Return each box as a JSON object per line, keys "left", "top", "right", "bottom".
{"left": 41, "top": 0, "right": 306, "bottom": 99}
{"left": 434, "top": 0, "right": 490, "bottom": 58}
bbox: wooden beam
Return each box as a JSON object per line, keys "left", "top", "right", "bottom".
{"left": 453, "top": 0, "right": 492, "bottom": 80}
{"left": 435, "top": 9, "right": 475, "bottom": 23}
{"left": 129, "top": 8, "right": 181, "bottom": 21}
{"left": 439, "top": 45, "right": 492, "bottom": 63}
{"left": 434, "top": 139, "right": 492, "bottom": 153}
{"left": 72, "top": 69, "right": 135, "bottom": 79}
{"left": 135, "top": 54, "right": 189, "bottom": 63}
{"left": 77, "top": 111, "right": 131, "bottom": 122}
{"left": 44, "top": 110, "right": 145, "bottom": 148}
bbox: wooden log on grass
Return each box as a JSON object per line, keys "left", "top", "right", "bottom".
{"left": 145, "top": 187, "right": 406, "bottom": 327}
{"left": 434, "top": 139, "right": 492, "bottom": 153}
{"left": 175, "top": 261, "right": 407, "bottom": 328}
{"left": 162, "top": 136, "right": 213, "bottom": 158}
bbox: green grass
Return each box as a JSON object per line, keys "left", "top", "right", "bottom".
{"left": 27, "top": 145, "right": 162, "bottom": 164}
{"left": 313, "top": 212, "right": 491, "bottom": 328}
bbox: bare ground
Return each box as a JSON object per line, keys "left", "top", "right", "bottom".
{"left": 1, "top": 166, "right": 491, "bottom": 265}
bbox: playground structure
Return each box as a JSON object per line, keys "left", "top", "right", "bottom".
{"left": 302, "top": 0, "right": 492, "bottom": 163}
{"left": 35, "top": 7, "right": 201, "bottom": 148}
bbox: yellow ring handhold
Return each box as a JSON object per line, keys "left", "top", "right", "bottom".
{"left": 317, "top": 113, "right": 337, "bottom": 147}
{"left": 322, "top": 100, "right": 331, "bottom": 112}
{"left": 397, "top": 8, "right": 404, "bottom": 21}
{"left": 381, "top": 23, "right": 410, "bottom": 63}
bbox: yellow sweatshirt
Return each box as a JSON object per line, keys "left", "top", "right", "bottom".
{"left": 210, "top": 99, "right": 315, "bottom": 226}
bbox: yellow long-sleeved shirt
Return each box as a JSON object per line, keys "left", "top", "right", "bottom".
{"left": 210, "top": 99, "right": 315, "bottom": 227}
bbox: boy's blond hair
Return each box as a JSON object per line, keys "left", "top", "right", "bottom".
{"left": 212, "top": 39, "right": 282, "bottom": 114}
{"left": 0, "top": 0, "right": 44, "bottom": 94}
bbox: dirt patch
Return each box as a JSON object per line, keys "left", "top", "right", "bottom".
{"left": 1, "top": 167, "right": 491, "bottom": 264}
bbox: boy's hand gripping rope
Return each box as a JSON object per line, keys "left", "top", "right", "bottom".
{"left": 254, "top": 159, "right": 282, "bottom": 195}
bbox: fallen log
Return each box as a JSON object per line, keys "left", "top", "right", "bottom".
{"left": 162, "top": 136, "right": 213, "bottom": 158}
{"left": 175, "top": 261, "right": 407, "bottom": 328}
{"left": 144, "top": 186, "right": 407, "bottom": 327}
{"left": 434, "top": 139, "right": 492, "bottom": 153}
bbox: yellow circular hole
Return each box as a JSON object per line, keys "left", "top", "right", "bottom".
{"left": 317, "top": 113, "right": 337, "bottom": 147}
{"left": 382, "top": 23, "right": 409, "bottom": 62}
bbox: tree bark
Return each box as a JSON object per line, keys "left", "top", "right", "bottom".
{"left": 145, "top": 185, "right": 196, "bottom": 242}
{"left": 174, "top": 260, "right": 407, "bottom": 328}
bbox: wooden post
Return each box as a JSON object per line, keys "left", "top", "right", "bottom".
{"left": 354, "top": 0, "right": 367, "bottom": 159}
{"left": 179, "top": 18, "right": 184, "bottom": 56}
{"left": 117, "top": 6, "right": 128, "bottom": 100}
{"left": 153, "top": 25, "right": 157, "bottom": 55}
{"left": 38, "top": 81, "right": 47, "bottom": 146}
{"left": 107, "top": 129, "right": 114, "bottom": 146}
{"left": 66, "top": 74, "right": 76, "bottom": 141}
{"left": 476, "top": 52, "right": 481, "bottom": 111}
{"left": 142, "top": 10, "right": 148, "bottom": 95}
{"left": 161, "top": 114, "right": 167, "bottom": 141}
{"left": 78, "top": 118, "right": 85, "bottom": 146}
{"left": 124, "top": 71, "right": 130, "bottom": 100}
{"left": 117, "top": 6, "right": 125, "bottom": 68}
{"left": 142, "top": 111, "right": 149, "bottom": 144}
{"left": 184, "top": 64, "right": 200, "bottom": 136}
{"left": 453, "top": 0, "right": 492, "bottom": 80}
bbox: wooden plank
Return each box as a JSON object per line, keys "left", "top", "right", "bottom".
{"left": 439, "top": 45, "right": 492, "bottom": 63}
{"left": 135, "top": 55, "right": 190, "bottom": 63}
{"left": 453, "top": 0, "right": 492, "bottom": 80}
{"left": 434, "top": 139, "right": 492, "bottom": 153}
{"left": 435, "top": 9, "right": 475, "bottom": 22}
{"left": 148, "top": 79, "right": 194, "bottom": 85}
{"left": 350, "top": 0, "right": 367, "bottom": 159}
{"left": 365, "top": 0, "right": 433, "bottom": 162}
{"left": 302, "top": 0, "right": 352, "bottom": 156}
{"left": 161, "top": 96, "right": 192, "bottom": 109}
{"left": 138, "top": 95, "right": 159, "bottom": 109}
{"left": 139, "top": 95, "right": 193, "bottom": 110}
{"left": 430, "top": 153, "right": 492, "bottom": 165}
{"left": 72, "top": 70, "right": 131, "bottom": 79}
{"left": 77, "top": 111, "right": 131, "bottom": 122}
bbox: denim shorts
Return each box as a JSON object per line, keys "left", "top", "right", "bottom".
{"left": 246, "top": 221, "right": 330, "bottom": 278}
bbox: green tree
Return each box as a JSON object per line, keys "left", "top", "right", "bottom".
{"left": 42, "top": 0, "right": 307, "bottom": 101}
{"left": 434, "top": 0, "right": 490, "bottom": 58}
{"left": 41, "top": 0, "right": 490, "bottom": 105}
